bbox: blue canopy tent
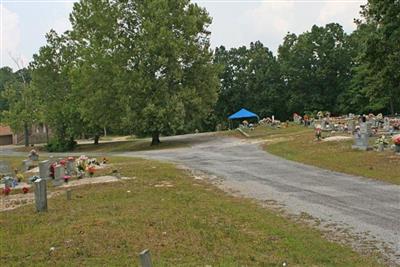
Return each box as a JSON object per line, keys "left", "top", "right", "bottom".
{"left": 228, "top": 108, "right": 259, "bottom": 120}
{"left": 228, "top": 108, "right": 259, "bottom": 129}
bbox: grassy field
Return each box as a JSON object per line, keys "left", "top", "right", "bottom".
{"left": 239, "top": 125, "right": 400, "bottom": 185}
{"left": 0, "top": 156, "right": 381, "bottom": 266}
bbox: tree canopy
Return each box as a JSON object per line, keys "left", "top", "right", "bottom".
{"left": 1, "top": 0, "right": 398, "bottom": 149}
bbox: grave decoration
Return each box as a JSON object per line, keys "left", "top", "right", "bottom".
{"left": 28, "top": 149, "right": 39, "bottom": 161}
{"left": 2, "top": 176, "right": 15, "bottom": 187}
{"left": 29, "top": 175, "right": 40, "bottom": 184}
{"left": 16, "top": 172, "right": 24, "bottom": 183}
{"left": 87, "top": 166, "right": 96, "bottom": 177}
{"left": 63, "top": 175, "right": 71, "bottom": 183}
{"left": 76, "top": 155, "right": 88, "bottom": 179}
{"left": 392, "top": 135, "right": 400, "bottom": 153}
{"left": 22, "top": 187, "right": 29, "bottom": 194}
{"left": 315, "top": 125, "right": 322, "bottom": 141}
{"left": 3, "top": 186, "right": 11, "bottom": 196}
{"left": 293, "top": 113, "right": 302, "bottom": 124}
{"left": 374, "top": 135, "right": 388, "bottom": 152}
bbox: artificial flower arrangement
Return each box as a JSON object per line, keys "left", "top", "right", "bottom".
{"left": 22, "top": 187, "right": 29, "bottom": 194}
{"left": 374, "top": 135, "right": 389, "bottom": 151}
{"left": 393, "top": 134, "right": 400, "bottom": 146}
{"left": 375, "top": 135, "right": 389, "bottom": 146}
{"left": 86, "top": 166, "right": 96, "bottom": 177}
{"left": 29, "top": 175, "right": 40, "bottom": 183}
{"left": 3, "top": 186, "right": 11, "bottom": 196}
{"left": 63, "top": 175, "right": 71, "bottom": 183}
{"left": 76, "top": 155, "right": 88, "bottom": 172}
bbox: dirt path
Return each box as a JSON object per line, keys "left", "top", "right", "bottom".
{"left": 119, "top": 135, "right": 400, "bottom": 265}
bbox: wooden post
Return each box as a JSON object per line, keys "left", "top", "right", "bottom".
{"left": 34, "top": 179, "right": 47, "bottom": 212}
{"left": 139, "top": 249, "right": 152, "bottom": 267}
{"left": 66, "top": 189, "right": 72, "bottom": 200}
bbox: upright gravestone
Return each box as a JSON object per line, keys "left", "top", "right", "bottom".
{"left": 321, "top": 120, "right": 327, "bottom": 130}
{"left": 383, "top": 118, "right": 390, "bottom": 131}
{"left": 352, "top": 123, "right": 370, "bottom": 150}
{"left": 53, "top": 164, "right": 65, "bottom": 186}
{"left": 0, "top": 160, "right": 12, "bottom": 176}
{"left": 66, "top": 158, "right": 75, "bottom": 175}
{"left": 22, "top": 159, "right": 32, "bottom": 171}
{"left": 347, "top": 120, "right": 355, "bottom": 133}
{"left": 34, "top": 179, "right": 47, "bottom": 212}
{"left": 39, "top": 160, "right": 51, "bottom": 180}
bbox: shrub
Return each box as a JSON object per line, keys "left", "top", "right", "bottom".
{"left": 45, "top": 139, "right": 77, "bottom": 152}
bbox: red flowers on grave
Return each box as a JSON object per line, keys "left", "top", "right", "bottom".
{"left": 3, "top": 186, "right": 11, "bottom": 196}
{"left": 22, "top": 187, "right": 29, "bottom": 194}
{"left": 86, "top": 166, "right": 95, "bottom": 177}
{"left": 63, "top": 175, "right": 71, "bottom": 183}
{"left": 392, "top": 135, "right": 400, "bottom": 145}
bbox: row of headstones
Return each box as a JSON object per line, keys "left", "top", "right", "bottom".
{"left": 38, "top": 158, "right": 76, "bottom": 187}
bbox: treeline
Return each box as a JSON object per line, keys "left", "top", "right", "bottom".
{"left": 0, "top": 0, "right": 399, "bottom": 150}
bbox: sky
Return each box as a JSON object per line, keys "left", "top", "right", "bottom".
{"left": 1, "top": 0, "right": 367, "bottom": 70}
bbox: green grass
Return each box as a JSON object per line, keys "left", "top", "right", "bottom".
{"left": 245, "top": 125, "right": 400, "bottom": 185}
{"left": 0, "top": 157, "right": 382, "bottom": 266}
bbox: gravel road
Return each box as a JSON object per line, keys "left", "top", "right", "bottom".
{"left": 119, "top": 134, "right": 400, "bottom": 265}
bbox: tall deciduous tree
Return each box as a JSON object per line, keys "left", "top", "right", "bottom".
{"left": 119, "top": 0, "right": 219, "bottom": 145}
{"left": 358, "top": 0, "right": 400, "bottom": 115}
{"left": 69, "top": 0, "right": 124, "bottom": 144}
{"left": 30, "top": 30, "right": 82, "bottom": 148}
{"left": 278, "top": 23, "right": 353, "bottom": 116}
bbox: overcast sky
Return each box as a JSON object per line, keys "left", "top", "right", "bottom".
{"left": 1, "top": 0, "right": 366, "bottom": 70}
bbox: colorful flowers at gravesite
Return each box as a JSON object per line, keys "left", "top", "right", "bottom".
{"left": 392, "top": 135, "right": 400, "bottom": 145}
{"left": 375, "top": 135, "right": 389, "bottom": 146}
{"left": 76, "top": 155, "right": 88, "bottom": 172}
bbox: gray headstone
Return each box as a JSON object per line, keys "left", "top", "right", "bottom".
{"left": 53, "top": 165, "right": 65, "bottom": 186}
{"left": 352, "top": 124, "right": 370, "bottom": 151}
{"left": 0, "top": 160, "right": 12, "bottom": 176}
{"left": 348, "top": 120, "right": 355, "bottom": 133}
{"left": 22, "top": 159, "right": 32, "bottom": 171}
{"left": 39, "top": 160, "right": 51, "bottom": 180}
{"left": 34, "top": 179, "right": 47, "bottom": 212}
{"left": 139, "top": 249, "right": 153, "bottom": 267}
{"left": 66, "top": 159, "right": 75, "bottom": 175}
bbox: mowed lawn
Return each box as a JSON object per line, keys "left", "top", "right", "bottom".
{"left": 0, "top": 157, "right": 381, "bottom": 266}
{"left": 239, "top": 125, "right": 400, "bottom": 185}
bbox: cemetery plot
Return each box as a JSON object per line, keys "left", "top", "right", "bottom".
{"left": 228, "top": 111, "right": 399, "bottom": 184}
{"left": 0, "top": 157, "right": 381, "bottom": 266}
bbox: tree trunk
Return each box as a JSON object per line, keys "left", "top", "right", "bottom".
{"left": 45, "top": 125, "right": 49, "bottom": 144}
{"left": 103, "top": 126, "right": 107, "bottom": 137}
{"left": 94, "top": 134, "right": 100, "bottom": 145}
{"left": 151, "top": 132, "right": 160, "bottom": 146}
{"left": 24, "top": 122, "right": 29, "bottom": 147}
{"left": 389, "top": 98, "right": 394, "bottom": 115}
